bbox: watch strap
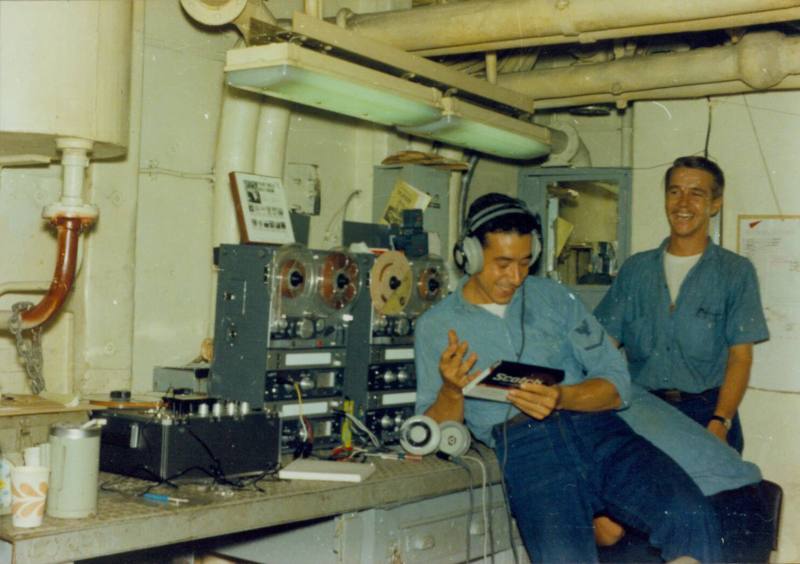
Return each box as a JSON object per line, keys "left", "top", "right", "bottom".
{"left": 710, "top": 414, "right": 732, "bottom": 430}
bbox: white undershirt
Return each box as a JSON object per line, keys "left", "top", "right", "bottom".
{"left": 479, "top": 302, "right": 507, "bottom": 318}
{"left": 664, "top": 252, "right": 702, "bottom": 304}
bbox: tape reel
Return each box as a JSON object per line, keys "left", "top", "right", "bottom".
{"left": 369, "top": 251, "right": 412, "bottom": 315}
{"left": 408, "top": 255, "right": 449, "bottom": 316}
{"left": 399, "top": 416, "right": 471, "bottom": 458}
{"left": 274, "top": 245, "right": 362, "bottom": 316}
{"left": 316, "top": 249, "right": 361, "bottom": 312}
{"left": 274, "top": 244, "right": 318, "bottom": 317}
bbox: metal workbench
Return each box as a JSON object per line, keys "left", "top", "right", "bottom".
{"left": 0, "top": 448, "right": 502, "bottom": 563}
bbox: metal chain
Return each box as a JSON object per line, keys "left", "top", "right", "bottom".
{"left": 9, "top": 302, "right": 45, "bottom": 394}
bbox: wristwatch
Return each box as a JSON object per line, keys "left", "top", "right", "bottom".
{"left": 710, "top": 414, "right": 732, "bottom": 431}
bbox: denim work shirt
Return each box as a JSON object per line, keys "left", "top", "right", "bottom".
{"left": 595, "top": 238, "right": 769, "bottom": 393}
{"left": 415, "top": 275, "right": 630, "bottom": 446}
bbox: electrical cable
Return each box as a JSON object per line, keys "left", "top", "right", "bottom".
{"left": 451, "top": 457, "right": 476, "bottom": 564}
{"left": 472, "top": 448, "right": 497, "bottom": 564}
{"left": 321, "top": 188, "right": 362, "bottom": 244}
{"left": 342, "top": 411, "right": 382, "bottom": 449}
{"left": 293, "top": 382, "right": 311, "bottom": 454}
{"left": 743, "top": 96, "right": 784, "bottom": 216}
{"left": 463, "top": 454, "right": 490, "bottom": 563}
{"left": 500, "top": 404, "right": 520, "bottom": 564}
{"left": 703, "top": 97, "right": 713, "bottom": 158}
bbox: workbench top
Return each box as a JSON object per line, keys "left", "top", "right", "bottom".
{"left": 0, "top": 448, "right": 500, "bottom": 563}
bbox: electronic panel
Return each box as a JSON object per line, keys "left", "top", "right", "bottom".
{"left": 344, "top": 251, "right": 448, "bottom": 444}
{"left": 211, "top": 243, "right": 361, "bottom": 451}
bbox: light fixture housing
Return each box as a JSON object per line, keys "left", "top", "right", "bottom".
{"left": 225, "top": 43, "right": 443, "bottom": 127}
{"left": 398, "top": 97, "right": 551, "bottom": 160}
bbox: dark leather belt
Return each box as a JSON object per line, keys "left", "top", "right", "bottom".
{"left": 651, "top": 387, "right": 718, "bottom": 403}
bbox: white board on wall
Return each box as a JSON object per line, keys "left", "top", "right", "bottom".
{"left": 738, "top": 215, "right": 800, "bottom": 392}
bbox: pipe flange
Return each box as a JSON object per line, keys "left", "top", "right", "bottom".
{"left": 336, "top": 8, "right": 354, "bottom": 28}
{"left": 43, "top": 203, "right": 99, "bottom": 222}
{"left": 180, "top": 0, "right": 248, "bottom": 26}
{"left": 737, "top": 32, "right": 786, "bottom": 90}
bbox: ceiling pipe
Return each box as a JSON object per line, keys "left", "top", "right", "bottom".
{"left": 339, "top": 0, "right": 800, "bottom": 56}
{"left": 495, "top": 32, "right": 800, "bottom": 109}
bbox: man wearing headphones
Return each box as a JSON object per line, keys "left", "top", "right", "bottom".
{"left": 415, "top": 193, "right": 722, "bottom": 563}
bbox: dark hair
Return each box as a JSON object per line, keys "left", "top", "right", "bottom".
{"left": 664, "top": 156, "right": 725, "bottom": 199}
{"left": 466, "top": 193, "right": 540, "bottom": 247}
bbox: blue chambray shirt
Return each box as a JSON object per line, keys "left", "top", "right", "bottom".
{"left": 595, "top": 238, "right": 769, "bottom": 393}
{"left": 415, "top": 275, "right": 630, "bottom": 446}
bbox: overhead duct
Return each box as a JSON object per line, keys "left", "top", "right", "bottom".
{"left": 497, "top": 32, "right": 800, "bottom": 109}
{"left": 339, "top": 0, "right": 800, "bottom": 56}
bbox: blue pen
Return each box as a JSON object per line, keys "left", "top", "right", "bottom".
{"left": 142, "top": 493, "right": 189, "bottom": 505}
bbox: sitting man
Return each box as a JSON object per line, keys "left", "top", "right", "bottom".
{"left": 595, "top": 156, "right": 769, "bottom": 452}
{"left": 415, "top": 193, "right": 722, "bottom": 563}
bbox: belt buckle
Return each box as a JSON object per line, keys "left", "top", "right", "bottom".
{"left": 663, "top": 389, "right": 682, "bottom": 402}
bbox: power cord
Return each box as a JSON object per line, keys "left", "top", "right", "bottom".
{"left": 500, "top": 405, "right": 520, "bottom": 564}
{"left": 463, "top": 454, "right": 491, "bottom": 563}
{"left": 451, "top": 456, "right": 476, "bottom": 564}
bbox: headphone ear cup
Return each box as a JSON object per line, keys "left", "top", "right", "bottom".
{"left": 438, "top": 421, "right": 471, "bottom": 458}
{"left": 453, "top": 240, "right": 467, "bottom": 271}
{"left": 530, "top": 232, "right": 541, "bottom": 266}
{"left": 461, "top": 236, "right": 483, "bottom": 275}
{"left": 400, "top": 415, "right": 441, "bottom": 456}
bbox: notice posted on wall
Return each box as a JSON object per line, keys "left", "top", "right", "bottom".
{"left": 738, "top": 215, "right": 800, "bottom": 392}
{"left": 379, "top": 179, "right": 431, "bottom": 226}
{"left": 229, "top": 172, "right": 295, "bottom": 245}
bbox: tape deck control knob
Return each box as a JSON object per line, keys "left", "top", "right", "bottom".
{"left": 295, "top": 318, "right": 315, "bottom": 339}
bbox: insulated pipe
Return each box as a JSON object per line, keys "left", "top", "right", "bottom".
{"left": 253, "top": 103, "right": 291, "bottom": 179}
{"left": 0, "top": 138, "right": 97, "bottom": 332}
{"left": 211, "top": 84, "right": 261, "bottom": 248}
{"left": 341, "top": 0, "right": 800, "bottom": 55}
{"left": 18, "top": 218, "right": 84, "bottom": 330}
{"left": 529, "top": 75, "right": 800, "bottom": 110}
{"left": 499, "top": 32, "right": 800, "bottom": 101}
{"left": 499, "top": 32, "right": 800, "bottom": 108}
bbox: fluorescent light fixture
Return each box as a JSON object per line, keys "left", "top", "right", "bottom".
{"left": 399, "top": 97, "right": 551, "bottom": 160}
{"left": 226, "top": 43, "right": 443, "bottom": 127}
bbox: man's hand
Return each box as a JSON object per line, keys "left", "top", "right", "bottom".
{"left": 507, "top": 381, "right": 561, "bottom": 420}
{"left": 438, "top": 329, "right": 480, "bottom": 393}
{"left": 707, "top": 419, "right": 729, "bottom": 443}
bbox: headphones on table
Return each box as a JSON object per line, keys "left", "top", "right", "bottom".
{"left": 453, "top": 198, "right": 541, "bottom": 275}
{"left": 399, "top": 415, "right": 472, "bottom": 458}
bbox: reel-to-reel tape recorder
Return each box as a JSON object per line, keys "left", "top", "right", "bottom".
{"left": 344, "top": 251, "right": 448, "bottom": 444}
{"left": 211, "top": 242, "right": 448, "bottom": 451}
{"left": 212, "top": 243, "right": 362, "bottom": 452}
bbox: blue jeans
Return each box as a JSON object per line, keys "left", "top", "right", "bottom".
{"left": 492, "top": 411, "right": 722, "bottom": 563}
{"left": 649, "top": 388, "right": 744, "bottom": 453}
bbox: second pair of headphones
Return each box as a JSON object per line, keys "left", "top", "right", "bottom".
{"left": 453, "top": 198, "right": 541, "bottom": 275}
{"left": 399, "top": 415, "right": 472, "bottom": 458}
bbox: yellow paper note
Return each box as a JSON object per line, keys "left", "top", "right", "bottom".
{"left": 379, "top": 179, "right": 431, "bottom": 226}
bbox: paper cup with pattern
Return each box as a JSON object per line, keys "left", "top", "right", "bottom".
{"left": 11, "top": 466, "right": 49, "bottom": 528}
{"left": 0, "top": 459, "right": 11, "bottom": 515}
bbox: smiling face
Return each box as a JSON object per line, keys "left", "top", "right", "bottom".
{"left": 463, "top": 231, "right": 533, "bottom": 305}
{"left": 665, "top": 166, "right": 722, "bottom": 253}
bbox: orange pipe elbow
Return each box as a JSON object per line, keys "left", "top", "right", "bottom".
{"left": 20, "top": 217, "right": 89, "bottom": 330}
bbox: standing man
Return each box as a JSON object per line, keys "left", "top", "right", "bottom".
{"left": 595, "top": 156, "right": 769, "bottom": 452}
{"left": 415, "top": 193, "right": 722, "bottom": 563}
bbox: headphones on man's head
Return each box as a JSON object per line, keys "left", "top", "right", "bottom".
{"left": 453, "top": 198, "right": 541, "bottom": 275}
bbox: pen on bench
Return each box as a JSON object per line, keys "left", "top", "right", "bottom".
{"left": 142, "top": 493, "right": 189, "bottom": 505}
{"left": 366, "top": 452, "right": 422, "bottom": 462}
